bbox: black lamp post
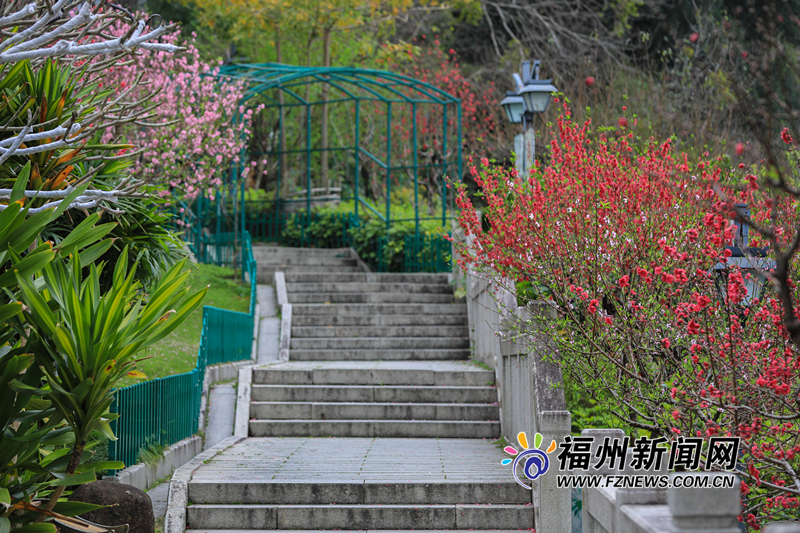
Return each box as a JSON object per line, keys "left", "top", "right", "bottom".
{"left": 499, "top": 60, "right": 557, "bottom": 172}
{"left": 712, "top": 204, "right": 775, "bottom": 305}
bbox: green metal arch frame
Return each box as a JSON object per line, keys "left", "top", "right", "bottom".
{"left": 211, "top": 63, "right": 463, "bottom": 238}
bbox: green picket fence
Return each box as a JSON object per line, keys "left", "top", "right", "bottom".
{"left": 108, "top": 231, "right": 257, "bottom": 469}
{"left": 402, "top": 233, "right": 451, "bottom": 273}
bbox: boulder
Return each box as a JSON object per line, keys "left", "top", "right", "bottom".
{"left": 69, "top": 480, "right": 154, "bottom": 533}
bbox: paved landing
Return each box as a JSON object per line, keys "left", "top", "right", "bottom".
{"left": 255, "top": 360, "right": 490, "bottom": 372}
{"left": 191, "top": 438, "right": 510, "bottom": 483}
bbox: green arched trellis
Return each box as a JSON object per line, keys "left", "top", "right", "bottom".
{"left": 211, "top": 63, "right": 463, "bottom": 239}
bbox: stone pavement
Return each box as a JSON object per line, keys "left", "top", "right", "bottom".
{"left": 190, "top": 437, "right": 512, "bottom": 482}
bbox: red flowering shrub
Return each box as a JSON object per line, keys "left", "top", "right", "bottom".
{"left": 454, "top": 106, "right": 800, "bottom": 525}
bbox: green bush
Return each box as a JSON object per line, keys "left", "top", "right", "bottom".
{"left": 279, "top": 200, "right": 450, "bottom": 272}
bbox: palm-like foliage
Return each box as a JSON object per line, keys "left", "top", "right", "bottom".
{"left": 15, "top": 248, "right": 207, "bottom": 474}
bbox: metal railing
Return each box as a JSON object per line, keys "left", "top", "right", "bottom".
{"left": 108, "top": 231, "right": 257, "bottom": 469}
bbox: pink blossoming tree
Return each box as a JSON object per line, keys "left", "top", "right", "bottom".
{"left": 101, "top": 21, "right": 257, "bottom": 202}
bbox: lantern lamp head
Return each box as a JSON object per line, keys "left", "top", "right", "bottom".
{"left": 500, "top": 92, "right": 525, "bottom": 124}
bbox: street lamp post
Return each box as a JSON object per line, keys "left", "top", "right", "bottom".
{"left": 499, "top": 60, "right": 557, "bottom": 175}
{"left": 712, "top": 204, "right": 775, "bottom": 306}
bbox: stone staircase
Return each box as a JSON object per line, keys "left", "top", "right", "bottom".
{"left": 249, "top": 362, "right": 499, "bottom": 438}
{"left": 184, "top": 246, "right": 532, "bottom": 531}
{"left": 253, "top": 246, "right": 361, "bottom": 282}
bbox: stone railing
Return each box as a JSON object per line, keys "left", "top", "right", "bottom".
{"left": 579, "top": 428, "right": 744, "bottom": 533}
{"left": 497, "top": 302, "right": 574, "bottom": 533}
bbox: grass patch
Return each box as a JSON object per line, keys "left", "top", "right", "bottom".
{"left": 138, "top": 440, "right": 168, "bottom": 467}
{"left": 120, "top": 264, "right": 249, "bottom": 386}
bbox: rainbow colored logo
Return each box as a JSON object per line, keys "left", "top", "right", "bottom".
{"left": 501, "top": 431, "right": 557, "bottom": 489}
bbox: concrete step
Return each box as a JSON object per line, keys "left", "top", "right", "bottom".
{"left": 248, "top": 419, "right": 500, "bottom": 438}
{"left": 250, "top": 402, "right": 499, "bottom": 420}
{"left": 253, "top": 367, "right": 494, "bottom": 386}
{"left": 257, "top": 267, "right": 361, "bottom": 282}
{"left": 254, "top": 257, "right": 359, "bottom": 267}
{"left": 291, "top": 314, "right": 467, "bottom": 327}
{"left": 285, "top": 272, "right": 450, "bottom": 283}
{"left": 252, "top": 246, "right": 351, "bottom": 256}
{"left": 251, "top": 385, "right": 497, "bottom": 403}
{"left": 292, "top": 303, "right": 466, "bottom": 316}
{"left": 290, "top": 325, "right": 469, "bottom": 338}
{"left": 189, "top": 530, "right": 530, "bottom": 533}
{"left": 288, "top": 348, "right": 470, "bottom": 361}
{"left": 187, "top": 503, "right": 531, "bottom": 529}
{"left": 188, "top": 481, "right": 531, "bottom": 505}
{"left": 286, "top": 282, "right": 452, "bottom": 294}
{"left": 289, "top": 293, "right": 455, "bottom": 304}
{"left": 289, "top": 337, "right": 469, "bottom": 350}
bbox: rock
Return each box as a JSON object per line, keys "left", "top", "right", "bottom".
{"left": 69, "top": 480, "right": 154, "bottom": 533}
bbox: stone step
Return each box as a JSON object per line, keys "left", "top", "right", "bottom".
{"left": 288, "top": 348, "right": 470, "bottom": 361}
{"left": 290, "top": 325, "right": 469, "bottom": 338}
{"left": 188, "top": 481, "right": 531, "bottom": 505}
{"left": 248, "top": 419, "right": 500, "bottom": 438}
{"left": 250, "top": 402, "right": 499, "bottom": 421}
{"left": 286, "top": 282, "right": 452, "bottom": 294}
{"left": 253, "top": 367, "right": 494, "bottom": 386}
{"left": 289, "top": 337, "right": 469, "bottom": 350}
{"left": 289, "top": 293, "right": 455, "bottom": 304}
{"left": 252, "top": 246, "right": 351, "bottom": 256}
{"left": 186, "top": 503, "right": 532, "bottom": 530}
{"left": 285, "top": 272, "right": 450, "bottom": 284}
{"left": 189, "top": 530, "right": 529, "bottom": 533}
{"left": 291, "top": 314, "right": 467, "bottom": 327}
{"left": 254, "top": 257, "right": 359, "bottom": 267}
{"left": 251, "top": 385, "right": 497, "bottom": 403}
{"left": 257, "top": 267, "right": 361, "bottom": 282}
{"left": 292, "top": 303, "right": 466, "bottom": 316}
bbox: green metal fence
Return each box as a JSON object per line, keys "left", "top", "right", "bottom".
{"left": 402, "top": 233, "right": 451, "bottom": 273}
{"left": 108, "top": 231, "right": 257, "bottom": 469}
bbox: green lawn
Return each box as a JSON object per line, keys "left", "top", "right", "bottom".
{"left": 121, "top": 264, "right": 250, "bottom": 386}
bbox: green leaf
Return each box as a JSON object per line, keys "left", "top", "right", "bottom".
{"left": 46, "top": 470, "right": 96, "bottom": 487}
{"left": 74, "top": 461, "right": 124, "bottom": 472}
{"left": 94, "top": 419, "right": 117, "bottom": 442}
{"left": 0, "top": 302, "right": 22, "bottom": 322}
{"left": 52, "top": 183, "right": 89, "bottom": 218}
{"left": 13, "top": 524, "right": 56, "bottom": 533}
{"left": 10, "top": 162, "right": 32, "bottom": 203}
{"left": 0, "top": 243, "right": 54, "bottom": 288}
{"left": 0, "top": 487, "right": 9, "bottom": 506}
{"left": 0, "top": 517, "right": 9, "bottom": 533}
{"left": 51, "top": 501, "right": 106, "bottom": 517}
{"left": 78, "top": 239, "right": 114, "bottom": 267}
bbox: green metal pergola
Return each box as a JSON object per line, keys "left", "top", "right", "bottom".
{"left": 211, "top": 63, "right": 463, "bottom": 237}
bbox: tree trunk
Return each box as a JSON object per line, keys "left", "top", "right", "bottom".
{"left": 320, "top": 28, "right": 332, "bottom": 192}
{"left": 37, "top": 440, "right": 86, "bottom": 521}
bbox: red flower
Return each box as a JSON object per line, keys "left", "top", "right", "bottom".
{"left": 781, "top": 128, "right": 793, "bottom": 145}
{"left": 735, "top": 142, "right": 745, "bottom": 156}
{"left": 688, "top": 320, "right": 701, "bottom": 335}
{"left": 689, "top": 33, "right": 699, "bottom": 43}
{"left": 604, "top": 317, "right": 613, "bottom": 326}
{"left": 618, "top": 117, "right": 628, "bottom": 128}
{"left": 741, "top": 51, "right": 749, "bottom": 59}
{"left": 585, "top": 76, "right": 595, "bottom": 88}
{"left": 618, "top": 275, "right": 630, "bottom": 288}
